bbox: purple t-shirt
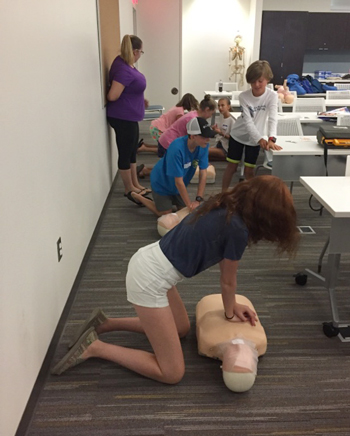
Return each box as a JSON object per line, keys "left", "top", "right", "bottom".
{"left": 106, "top": 56, "right": 147, "bottom": 122}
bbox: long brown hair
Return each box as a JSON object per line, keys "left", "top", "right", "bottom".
{"left": 192, "top": 175, "right": 299, "bottom": 256}
{"left": 176, "top": 93, "right": 199, "bottom": 111}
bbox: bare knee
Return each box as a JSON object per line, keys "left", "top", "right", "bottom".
{"left": 162, "top": 364, "right": 185, "bottom": 384}
{"left": 178, "top": 321, "right": 191, "bottom": 338}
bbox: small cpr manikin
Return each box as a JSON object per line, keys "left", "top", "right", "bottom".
{"left": 196, "top": 294, "right": 267, "bottom": 393}
{"left": 157, "top": 207, "right": 190, "bottom": 237}
{"left": 275, "top": 79, "right": 294, "bottom": 104}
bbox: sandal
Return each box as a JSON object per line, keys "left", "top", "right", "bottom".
{"left": 137, "top": 138, "right": 144, "bottom": 148}
{"left": 139, "top": 187, "right": 152, "bottom": 196}
{"left": 124, "top": 191, "right": 144, "bottom": 206}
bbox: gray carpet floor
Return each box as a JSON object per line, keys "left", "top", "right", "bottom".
{"left": 23, "top": 122, "right": 350, "bottom": 436}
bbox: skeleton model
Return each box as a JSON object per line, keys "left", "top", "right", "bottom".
{"left": 229, "top": 34, "right": 245, "bottom": 87}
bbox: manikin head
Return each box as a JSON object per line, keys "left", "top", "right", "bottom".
{"left": 213, "top": 338, "right": 258, "bottom": 393}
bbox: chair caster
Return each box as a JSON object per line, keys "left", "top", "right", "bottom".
{"left": 294, "top": 272, "right": 308, "bottom": 286}
{"left": 322, "top": 322, "right": 339, "bottom": 338}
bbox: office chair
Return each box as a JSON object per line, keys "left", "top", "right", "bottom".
{"left": 276, "top": 117, "right": 303, "bottom": 136}
{"left": 229, "top": 91, "right": 240, "bottom": 101}
{"left": 335, "top": 83, "right": 350, "bottom": 91}
{"left": 143, "top": 105, "right": 165, "bottom": 121}
{"left": 326, "top": 90, "right": 350, "bottom": 99}
{"left": 294, "top": 98, "right": 326, "bottom": 113}
{"left": 337, "top": 114, "right": 350, "bottom": 126}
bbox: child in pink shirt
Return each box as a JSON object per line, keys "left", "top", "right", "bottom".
{"left": 138, "top": 94, "right": 198, "bottom": 154}
{"left": 158, "top": 95, "right": 217, "bottom": 157}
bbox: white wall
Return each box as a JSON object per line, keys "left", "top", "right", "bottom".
{"left": 250, "top": 0, "right": 263, "bottom": 63}
{"left": 181, "top": 0, "right": 254, "bottom": 99}
{"left": 119, "top": 0, "right": 135, "bottom": 38}
{"left": 0, "top": 1, "right": 121, "bottom": 435}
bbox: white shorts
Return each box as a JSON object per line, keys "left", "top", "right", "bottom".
{"left": 126, "top": 241, "right": 184, "bottom": 308}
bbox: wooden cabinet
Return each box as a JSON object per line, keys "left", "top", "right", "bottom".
{"left": 260, "top": 11, "right": 308, "bottom": 85}
{"left": 306, "top": 13, "right": 348, "bottom": 51}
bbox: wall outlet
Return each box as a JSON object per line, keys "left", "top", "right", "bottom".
{"left": 56, "top": 237, "right": 63, "bottom": 262}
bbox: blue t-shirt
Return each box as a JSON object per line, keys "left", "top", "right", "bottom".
{"left": 150, "top": 136, "right": 209, "bottom": 196}
{"left": 159, "top": 208, "right": 248, "bottom": 278}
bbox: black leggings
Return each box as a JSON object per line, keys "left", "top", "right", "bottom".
{"left": 107, "top": 117, "right": 139, "bottom": 170}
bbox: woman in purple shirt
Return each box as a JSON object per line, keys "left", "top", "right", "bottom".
{"left": 107, "top": 35, "right": 150, "bottom": 204}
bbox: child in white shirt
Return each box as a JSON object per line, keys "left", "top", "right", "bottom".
{"left": 209, "top": 97, "right": 236, "bottom": 161}
{"left": 222, "top": 60, "right": 282, "bottom": 190}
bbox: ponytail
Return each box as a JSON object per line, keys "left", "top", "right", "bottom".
{"left": 199, "top": 94, "right": 217, "bottom": 112}
{"left": 120, "top": 34, "right": 143, "bottom": 66}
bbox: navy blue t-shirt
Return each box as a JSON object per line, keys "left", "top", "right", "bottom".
{"left": 159, "top": 208, "right": 248, "bottom": 278}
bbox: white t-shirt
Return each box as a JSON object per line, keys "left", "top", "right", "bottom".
{"left": 214, "top": 114, "right": 236, "bottom": 152}
{"left": 230, "top": 88, "right": 278, "bottom": 146}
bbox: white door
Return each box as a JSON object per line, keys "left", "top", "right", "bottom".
{"left": 136, "top": 0, "right": 181, "bottom": 111}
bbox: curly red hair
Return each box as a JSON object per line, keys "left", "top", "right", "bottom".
{"left": 191, "top": 176, "right": 299, "bottom": 256}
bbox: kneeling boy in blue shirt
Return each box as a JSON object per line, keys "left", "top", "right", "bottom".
{"left": 131, "top": 117, "right": 215, "bottom": 216}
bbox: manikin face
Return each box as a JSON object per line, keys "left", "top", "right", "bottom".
{"left": 250, "top": 76, "right": 269, "bottom": 97}
{"left": 218, "top": 99, "right": 230, "bottom": 116}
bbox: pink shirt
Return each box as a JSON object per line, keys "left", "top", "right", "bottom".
{"left": 159, "top": 111, "right": 198, "bottom": 150}
{"left": 152, "top": 106, "right": 184, "bottom": 132}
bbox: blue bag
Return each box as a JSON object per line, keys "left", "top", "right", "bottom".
{"left": 301, "top": 78, "right": 314, "bottom": 93}
{"left": 286, "top": 74, "right": 306, "bottom": 95}
{"left": 322, "top": 83, "right": 338, "bottom": 91}
{"left": 305, "top": 75, "right": 337, "bottom": 93}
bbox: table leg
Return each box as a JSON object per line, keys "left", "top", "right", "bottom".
{"left": 326, "top": 253, "right": 341, "bottom": 326}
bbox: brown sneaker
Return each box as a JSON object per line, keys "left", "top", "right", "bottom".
{"left": 68, "top": 308, "right": 107, "bottom": 349}
{"left": 51, "top": 327, "right": 97, "bottom": 375}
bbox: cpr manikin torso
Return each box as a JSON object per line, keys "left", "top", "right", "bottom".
{"left": 157, "top": 207, "right": 190, "bottom": 237}
{"left": 196, "top": 294, "right": 267, "bottom": 392}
